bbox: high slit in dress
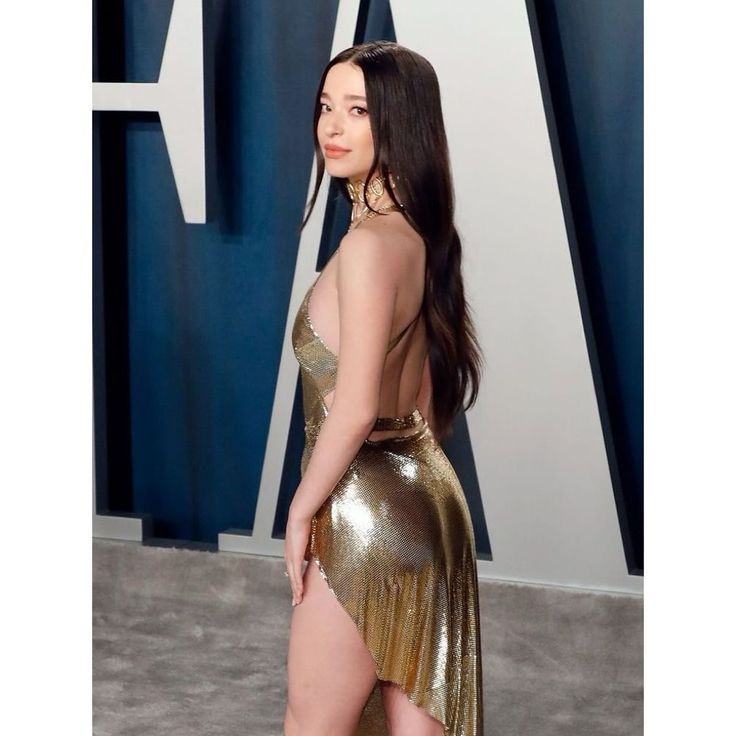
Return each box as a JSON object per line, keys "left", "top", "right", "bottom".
{"left": 291, "top": 268, "right": 484, "bottom": 736}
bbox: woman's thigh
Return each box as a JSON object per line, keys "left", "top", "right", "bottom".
{"left": 285, "top": 556, "right": 378, "bottom": 736}
{"left": 379, "top": 681, "right": 446, "bottom": 736}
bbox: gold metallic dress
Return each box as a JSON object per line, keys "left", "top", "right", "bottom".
{"left": 291, "top": 275, "right": 484, "bottom": 736}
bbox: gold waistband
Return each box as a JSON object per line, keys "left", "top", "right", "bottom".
{"left": 372, "top": 407, "right": 423, "bottom": 431}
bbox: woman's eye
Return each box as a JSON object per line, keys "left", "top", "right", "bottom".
{"left": 319, "top": 103, "right": 367, "bottom": 116}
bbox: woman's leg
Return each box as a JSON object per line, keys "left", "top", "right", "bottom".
{"left": 379, "top": 681, "right": 446, "bottom": 736}
{"left": 284, "top": 556, "right": 378, "bottom": 736}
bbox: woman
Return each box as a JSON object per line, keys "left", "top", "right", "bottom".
{"left": 284, "top": 41, "right": 484, "bottom": 736}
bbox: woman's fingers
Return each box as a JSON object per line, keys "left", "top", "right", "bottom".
{"left": 286, "top": 559, "right": 295, "bottom": 603}
{"left": 284, "top": 514, "right": 310, "bottom": 606}
{"left": 291, "top": 558, "right": 304, "bottom": 605}
{"left": 286, "top": 556, "right": 305, "bottom": 606}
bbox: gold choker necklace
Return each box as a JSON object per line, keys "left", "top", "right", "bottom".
{"left": 346, "top": 176, "right": 388, "bottom": 205}
{"left": 346, "top": 175, "right": 402, "bottom": 231}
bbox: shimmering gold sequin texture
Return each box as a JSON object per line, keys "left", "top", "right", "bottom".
{"left": 291, "top": 273, "right": 484, "bottom": 736}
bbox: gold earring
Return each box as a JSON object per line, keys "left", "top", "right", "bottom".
{"left": 387, "top": 172, "right": 404, "bottom": 209}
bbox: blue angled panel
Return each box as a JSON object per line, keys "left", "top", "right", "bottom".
{"left": 528, "top": 0, "right": 643, "bottom": 573}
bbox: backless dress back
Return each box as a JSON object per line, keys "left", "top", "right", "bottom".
{"left": 291, "top": 257, "right": 484, "bottom": 736}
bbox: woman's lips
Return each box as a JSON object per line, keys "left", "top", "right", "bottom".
{"left": 324, "top": 145, "right": 351, "bottom": 159}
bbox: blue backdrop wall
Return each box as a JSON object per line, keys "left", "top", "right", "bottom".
{"left": 94, "top": 0, "right": 340, "bottom": 543}
{"left": 94, "top": 0, "right": 643, "bottom": 575}
{"left": 530, "top": 0, "right": 643, "bottom": 572}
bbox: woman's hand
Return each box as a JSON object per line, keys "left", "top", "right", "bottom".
{"left": 284, "top": 511, "right": 312, "bottom": 606}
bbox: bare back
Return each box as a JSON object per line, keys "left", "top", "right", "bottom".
{"left": 306, "top": 211, "right": 428, "bottom": 441}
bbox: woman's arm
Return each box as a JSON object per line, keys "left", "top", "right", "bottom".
{"left": 288, "top": 227, "right": 399, "bottom": 523}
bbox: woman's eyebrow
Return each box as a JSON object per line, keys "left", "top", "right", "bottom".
{"left": 320, "top": 92, "right": 367, "bottom": 101}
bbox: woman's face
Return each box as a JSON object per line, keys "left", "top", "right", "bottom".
{"left": 317, "top": 62, "right": 374, "bottom": 183}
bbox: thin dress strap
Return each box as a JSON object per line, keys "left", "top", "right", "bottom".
{"left": 386, "top": 310, "right": 421, "bottom": 354}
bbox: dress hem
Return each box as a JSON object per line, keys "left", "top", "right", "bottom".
{"left": 309, "top": 551, "right": 451, "bottom": 735}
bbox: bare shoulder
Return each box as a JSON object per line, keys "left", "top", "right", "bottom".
{"left": 338, "top": 221, "right": 402, "bottom": 282}
{"left": 339, "top": 214, "right": 423, "bottom": 275}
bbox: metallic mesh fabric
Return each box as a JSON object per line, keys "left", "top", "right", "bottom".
{"left": 291, "top": 279, "right": 484, "bottom": 736}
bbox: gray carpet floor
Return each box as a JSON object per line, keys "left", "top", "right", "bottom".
{"left": 93, "top": 538, "right": 642, "bottom": 735}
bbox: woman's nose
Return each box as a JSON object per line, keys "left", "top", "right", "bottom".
{"left": 324, "top": 112, "right": 344, "bottom": 135}
{"left": 326, "top": 120, "right": 343, "bottom": 136}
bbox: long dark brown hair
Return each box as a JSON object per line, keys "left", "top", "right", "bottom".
{"left": 301, "top": 40, "right": 483, "bottom": 441}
